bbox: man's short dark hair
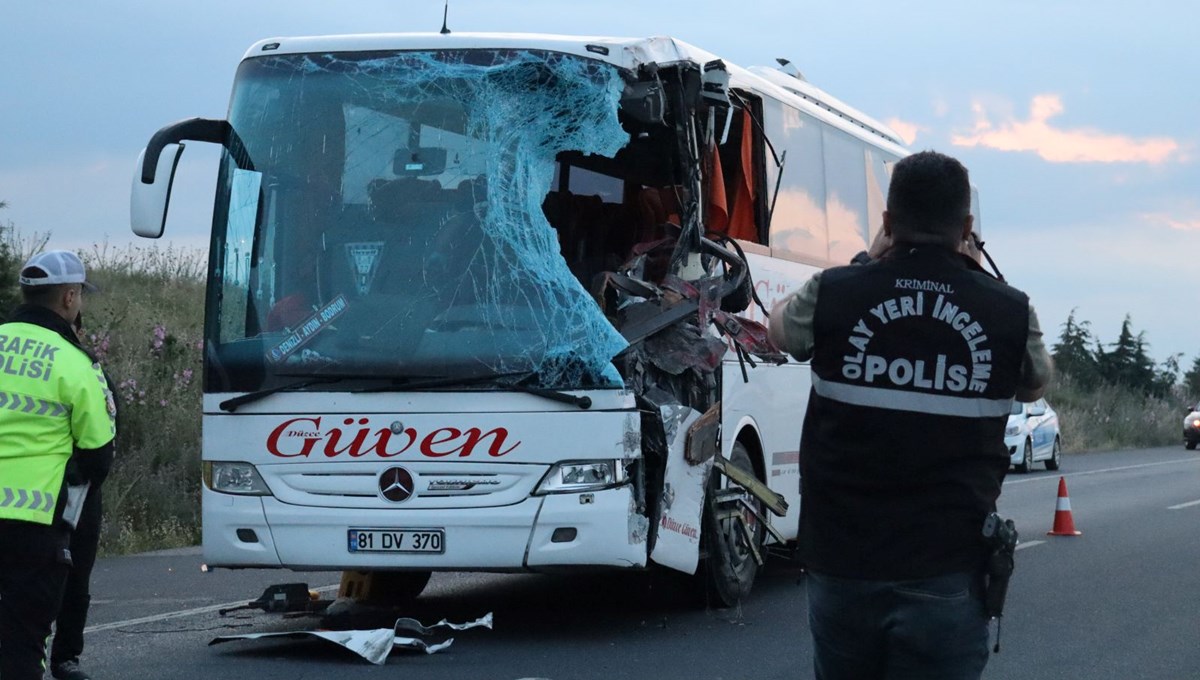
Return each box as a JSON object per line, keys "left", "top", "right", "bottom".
{"left": 19, "top": 266, "right": 70, "bottom": 306}
{"left": 886, "top": 151, "right": 971, "bottom": 245}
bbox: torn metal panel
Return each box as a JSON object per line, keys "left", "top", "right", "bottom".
{"left": 209, "top": 613, "right": 492, "bottom": 665}
{"left": 648, "top": 407, "right": 711, "bottom": 575}
{"left": 621, "top": 412, "right": 642, "bottom": 456}
{"left": 628, "top": 494, "right": 650, "bottom": 545}
{"left": 643, "top": 322, "right": 726, "bottom": 376}
{"left": 711, "top": 310, "right": 788, "bottom": 365}
{"left": 684, "top": 402, "right": 721, "bottom": 465}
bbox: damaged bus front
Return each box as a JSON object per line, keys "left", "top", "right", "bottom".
{"left": 131, "top": 33, "right": 884, "bottom": 606}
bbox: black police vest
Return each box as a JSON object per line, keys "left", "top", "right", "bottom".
{"left": 798, "top": 246, "right": 1030, "bottom": 580}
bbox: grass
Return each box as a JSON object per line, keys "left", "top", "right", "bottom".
{"left": 75, "top": 242, "right": 207, "bottom": 555}
{"left": 1046, "top": 372, "right": 1184, "bottom": 454}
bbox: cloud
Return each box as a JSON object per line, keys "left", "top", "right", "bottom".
{"left": 1142, "top": 212, "right": 1200, "bottom": 232}
{"left": 884, "top": 117, "right": 923, "bottom": 146}
{"left": 951, "top": 94, "right": 1181, "bottom": 164}
{"left": 984, "top": 219, "right": 1199, "bottom": 363}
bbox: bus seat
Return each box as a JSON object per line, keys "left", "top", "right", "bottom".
{"left": 635, "top": 186, "right": 681, "bottom": 242}
{"left": 454, "top": 177, "right": 487, "bottom": 210}
{"left": 367, "top": 177, "right": 446, "bottom": 224}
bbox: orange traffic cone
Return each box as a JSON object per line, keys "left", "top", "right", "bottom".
{"left": 1047, "top": 476, "right": 1082, "bottom": 536}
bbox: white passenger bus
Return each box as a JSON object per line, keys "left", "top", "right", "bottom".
{"left": 131, "top": 32, "right": 913, "bottom": 606}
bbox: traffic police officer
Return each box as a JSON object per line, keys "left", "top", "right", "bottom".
{"left": 0, "top": 250, "right": 115, "bottom": 680}
{"left": 769, "top": 151, "right": 1051, "bottom": 680}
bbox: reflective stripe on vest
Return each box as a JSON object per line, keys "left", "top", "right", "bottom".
{"left": 812, "top": 374, "right": 1014, "bottom": 418}
{"left": 0, "top": 486, "right": 56, "bottom": 513}
{"left": 0, "top": 391, "right": 70, "bottom": 417}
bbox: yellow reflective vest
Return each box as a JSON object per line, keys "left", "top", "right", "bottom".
{"left": 0, "top": 321, "right": 115, "bottom": 525}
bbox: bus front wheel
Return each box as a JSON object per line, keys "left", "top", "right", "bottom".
{"left": 699, "top": 440, "right": 764, "bottom": 608}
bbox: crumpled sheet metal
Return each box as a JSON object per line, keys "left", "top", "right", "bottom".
{"left": 209, "top": 612, "right": 493, "bottom": 665}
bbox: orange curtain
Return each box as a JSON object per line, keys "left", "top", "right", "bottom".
{"left": 727, "top": 108, "right": 758, "bottom": 242}
{"left": 707, "top": 144, "right": 729, "bottom": 234}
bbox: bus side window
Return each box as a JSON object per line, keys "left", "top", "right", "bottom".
{"left": 709, "top": 107, "right": 761, "bottom": 244}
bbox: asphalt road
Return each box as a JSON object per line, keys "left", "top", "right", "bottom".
{"left": 69, "top": 445, "right": 1200, "bottom": 679}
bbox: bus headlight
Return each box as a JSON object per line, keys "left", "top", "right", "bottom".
{"left": 204, "top": 462, "right": 273, "bottom": 496}
{"left": 534, "top": 460, "right": 628, "bottom": 494}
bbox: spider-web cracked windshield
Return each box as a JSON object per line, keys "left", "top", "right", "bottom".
{"left": 221, "top": 49, "right": 631, "bottom": 390}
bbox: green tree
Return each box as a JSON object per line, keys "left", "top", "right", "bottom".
{"left": 1052, "top": 309, "right": 1100, "bottom": 387}
{"left": 1152, "top": 352, "right": 1183, "bottom": 398}
{"left": 1132, "top": 332, "right": 1159, "bottom": 393}
{"left": 0, "top": 200, "right": 20, "bottom": 318}
{"left": 1184, "top": 355, "right": 1200, "bottom": 399}
{"left": 1095, "top": 315, "right": 1164, "bottom": 394}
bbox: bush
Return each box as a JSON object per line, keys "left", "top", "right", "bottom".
{"left": 1048, "top": 371, "right": 1181, "bottom": 453}
{"left": 76, "top": 243, "right": 207, "bottom": 555}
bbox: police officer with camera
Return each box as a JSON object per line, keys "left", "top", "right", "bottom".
{"left": 768, "top": 151, "right": 1051, "bottom": 679}
{"left": 0, "top": 250, "right": 116, "bottom": 680}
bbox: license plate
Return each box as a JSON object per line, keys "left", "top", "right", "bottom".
{"left": 347, "top": 528, "right": 445, "bottom": 553}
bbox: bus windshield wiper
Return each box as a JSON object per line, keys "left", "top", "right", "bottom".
{"left": 354, "top": 370, "right": 592, "bottom": 410}
{"left": 219, "top": 376, "right": 345, "bottom": 413}
{"left": 218, "top": 373, "right": 408, "bottom": 413}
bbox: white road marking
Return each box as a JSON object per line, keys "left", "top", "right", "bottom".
{"left": 1015, "top": 540, "right": 1045, "bottom": 551}
{"left": 1003, "top": 457, "right": 1200, "bottom": 486}
{"left": 84, "top": 584, "right": 339, "bottom": 634}
{"left": 1167, "top": 499, "right": 1200, "bottom": 510}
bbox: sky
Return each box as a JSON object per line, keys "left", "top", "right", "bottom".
{"left": 1, "top": 1, "right": 1196, "bottom": 367}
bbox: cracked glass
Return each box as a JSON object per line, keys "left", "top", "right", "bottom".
{"left": 206, "top": 49, "right": 632, "bottom": 391}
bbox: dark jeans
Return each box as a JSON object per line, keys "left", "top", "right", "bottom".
{"left": 0, "top": 521, "right": 71, "bottom": 680}
{"left": 806, "top": 570, "right": 990, "bottom": 680}
{"left": 52, "top": 487, "right": 102, "bottom": 665}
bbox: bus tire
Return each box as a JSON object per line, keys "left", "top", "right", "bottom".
{"left": 699, "top": 440, "right": 764, "bottom": 608}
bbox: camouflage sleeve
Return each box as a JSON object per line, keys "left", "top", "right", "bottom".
{"left": 1017, "top": 305, "right": 1053, "bottom": 400}
{"left": 768, "top": 271, "right": 822, "bottom": 363}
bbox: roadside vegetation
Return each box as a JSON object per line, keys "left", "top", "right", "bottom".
{"left": 1, "top": 210, "right": 204, "bottom": 554}
{"left": 1049, "top": 310, "right": 1197, "bottom": 453}
{"left": 0, "top": 203, "right": 1196, "bottom": 553}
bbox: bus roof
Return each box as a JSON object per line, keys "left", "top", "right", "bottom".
{"left": 242, "top": 32, "right": 908, "bottom": 154}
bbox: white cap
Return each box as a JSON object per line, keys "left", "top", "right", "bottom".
{"left": 19, "top": 250, "right": 98, "bottom": 291}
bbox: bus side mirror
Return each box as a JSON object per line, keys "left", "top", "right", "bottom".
{"left": 129, "top": 117, "right": 237, "bottom": 238}
{"left": 131, "top": 143, "right": 184, "bottom": 238}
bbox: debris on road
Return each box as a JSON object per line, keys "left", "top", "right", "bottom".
{"left": 218, "top": 583, "right": 323, "bottom": 616}
{"left": 209, "top": 612, "right": 493, "bottom": 665}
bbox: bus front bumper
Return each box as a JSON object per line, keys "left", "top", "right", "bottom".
{"left": 201, "top": 485, "right": 648, "bottom": 571}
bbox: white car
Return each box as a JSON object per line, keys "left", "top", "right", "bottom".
{"left": 1184, "top": 402, "right": 1200, "bottom": 450}
{"left": 1006, "top": 398, "right": 1061, "bottom": 473}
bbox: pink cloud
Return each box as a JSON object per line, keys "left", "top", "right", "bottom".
{"left": 1142, "top": 212, "right": 1200, "bottom": 232}
{"left": 884, "top": 117, "right": 923, "bottom": 146}
{"left": 952, "top": 94, "right": 1180, "bottom": 164}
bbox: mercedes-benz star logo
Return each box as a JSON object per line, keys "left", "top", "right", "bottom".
{"left": 378, "top": 466, "right": 415, "bottom": 503}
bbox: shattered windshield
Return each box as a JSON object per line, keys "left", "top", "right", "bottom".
{"left": 206, "top": 49, "right": 631, "bottom": 392}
